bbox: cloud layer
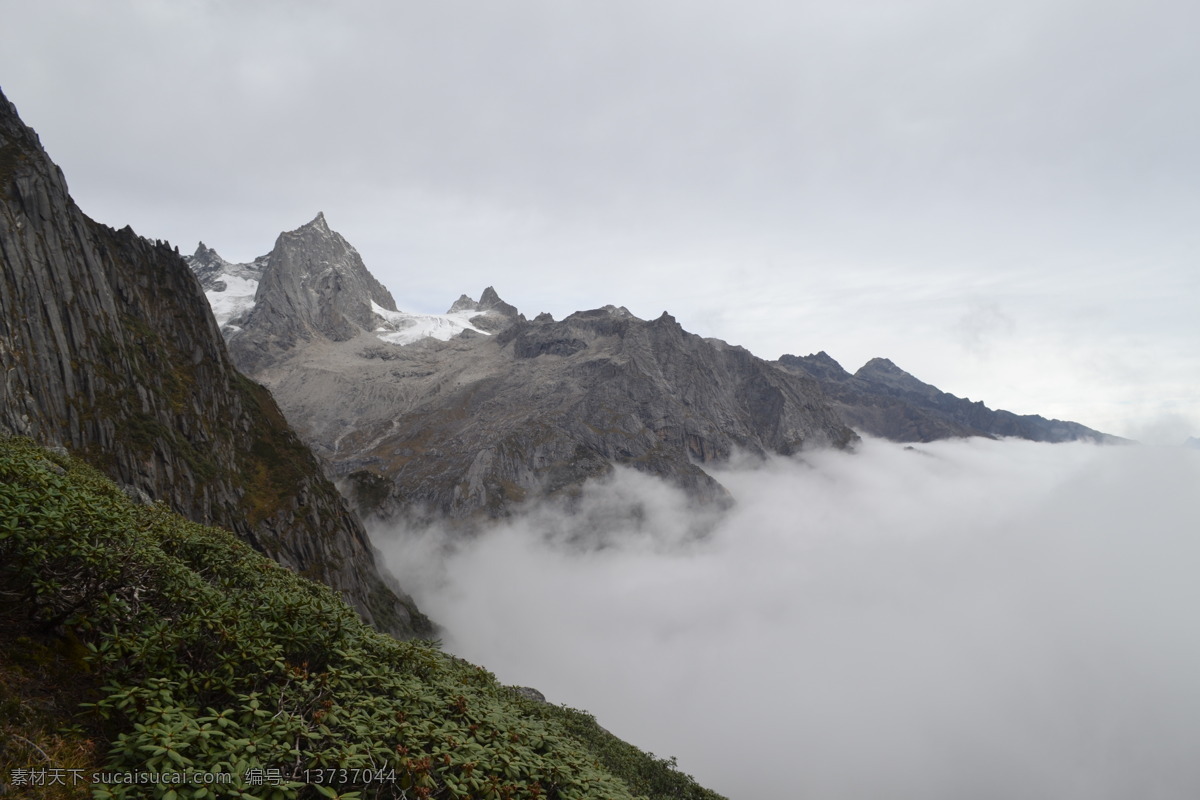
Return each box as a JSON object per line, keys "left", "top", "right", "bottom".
{"left": 376, "top": 438, "right": 1200, "bottom": 799}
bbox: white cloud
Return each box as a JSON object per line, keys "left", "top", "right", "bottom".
{"left": 376, "top": 438, "right": 1200, "bottom": 799}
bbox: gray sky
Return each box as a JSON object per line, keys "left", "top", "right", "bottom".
{"left": 2, "top": 0, "right": 1197, "bottom": 440}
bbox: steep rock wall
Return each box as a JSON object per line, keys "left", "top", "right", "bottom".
{"left": 0, "top": 88, "right": 430, "bottom": 638}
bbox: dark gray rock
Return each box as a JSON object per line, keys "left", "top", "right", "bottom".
{"left": 0, "top": 88, "right": 431, "bottom": 638}
{"left": 185, "top": 242, "right": 268, "bottom": 295}
{"left": 778, "top": 352, "right": 1122, "bottom": 443}
{"left": 188, "top": 241, "right": 230, "bottom": 285}
{"left": 477, "top": 286, "right": 520, "bottom": 318}
{"left": 448, "top": 286, "right": 521, "bottom": 333}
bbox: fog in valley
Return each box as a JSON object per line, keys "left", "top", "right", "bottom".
{"left": 376, "top": 437, "right": 1200, "bottom": 799}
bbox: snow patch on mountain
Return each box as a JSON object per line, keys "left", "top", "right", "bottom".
{"left": 371, "top": 301, "right": 493, "bottom": 345}
{"left": 186, "top": 222, "right": 518, "bottom": 348}
{"left": 205, "top": 274, "right": 260, "bottom": 331}
{"left": 185, "top": 245, "right": 269, "bottom": 333}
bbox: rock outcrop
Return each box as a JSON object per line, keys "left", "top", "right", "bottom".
{"left": 777, "top": 352, "right": 1120, "bottom": 443}
{"left": 225, "top": 213, "right": 399, "bottom": 372}
{"left": 0, "top": 88, "right": 430, "bottom": 637}
{"left": 447, "top": 286, "right": 520, "bottom": 333}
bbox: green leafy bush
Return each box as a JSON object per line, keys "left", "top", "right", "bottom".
{"left": 0, "top": 438, "right": 726, "bottom": 800}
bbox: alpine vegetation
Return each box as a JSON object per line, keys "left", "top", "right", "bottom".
{"left": 0, "top": 437, "right": 725, "bottom": 800}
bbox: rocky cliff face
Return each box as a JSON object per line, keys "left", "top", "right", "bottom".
{"left": 777, "top": 352, "right": 1120, "bottom": 443}
{"left": 224, "top": 213, "right": 399, "bottom": 372}
{"left": 0, "top": 89, "right": 430, "bottom": 637}
{"left": 345, "top": 307, "right": 859, "bottom": 521}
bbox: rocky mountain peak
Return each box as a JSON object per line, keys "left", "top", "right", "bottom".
{"left": 856, "top": 356, "right": 902, "bottom": 376}
{"left": 448, "top": 286, "right": 518, "bottom": 314}
{"left": 303, "top": 210, "right": 332, "bottom": 234}
{"left": 778, "top": 352, "right": 853, "bottom": 383}
{"left": 854, "top": 357, "right": 936, "bottom": 395}
{"left": 563, "top": 305, "right": 636, "bottom": 323}
{"left": 194, "top": 240, "right": 221, "bottom": 261}
{"left": 187, "top": 241, "right": 230, "bottom": 284}
{"left": 778, "top": 351, "right": 1118, "bottom": 444}
{"left": 478, "top": 285, "right": 518, "bottom": 315}
{"left": 444, "top": 286, "right": 520, "bottom": 333}
{"left": 227, "top": 214, "right": 401, "bottom": 369}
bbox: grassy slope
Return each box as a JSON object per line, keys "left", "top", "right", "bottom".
{"left": 0, "top": 438, "right": 726, "bottom": 800}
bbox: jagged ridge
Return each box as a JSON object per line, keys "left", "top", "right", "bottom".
{"left": 778, "top": 352, "right": 1121, "bottom": 443}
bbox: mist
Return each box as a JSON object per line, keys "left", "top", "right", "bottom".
{"left": 374, "top": 438, "right": 1200, "bottom": 799}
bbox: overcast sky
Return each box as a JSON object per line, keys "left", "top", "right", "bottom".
{"left": 1, "top": 0, "right": 1197, "bottom": 441}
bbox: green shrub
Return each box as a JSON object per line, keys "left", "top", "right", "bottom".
{"left": 0, "top": 438, "right": 726, "bottom": 800}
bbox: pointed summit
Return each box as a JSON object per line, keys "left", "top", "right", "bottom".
{"left": 447, "top": 294, "right": 479, "bottom": 314}
{"left": 186, "top": 241, "right": 233, "bottom": 287}
{"left": 445, "top": 287, "right": 519, "bottom": 333}
{"left": 190, "top": 241, "right": 226, "bottom": 266}
{"left": 777, "top": 352, "right": 852, "bottom": 383}
{"left": 226, "top": 215, "right": 399, "bottom": 369}
{"left": 301, "top": 211, "right": 331, "bottom": 235}
{"left": 447, "top": 287, "right": 519, "bottom": 316}
{"left": 477, "top": 286, "right": 519, "bottom": 317}
{"left": 854, "top": 358, "right": 938, "bottom": 397}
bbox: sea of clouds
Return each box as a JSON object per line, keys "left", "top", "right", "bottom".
{"left": 374, "top": 437, "right": 1200, "bottom": 799}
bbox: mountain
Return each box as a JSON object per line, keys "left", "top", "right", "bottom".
{"left": 777, "top": 352, "right": 1121, "bottom": 443}
{"left": 0, "top": 88, "right": 429, "bottom": 637}
{"left": 186, "top": 241, "right": 269, "bottom": 335}
{"left": 185, "top": 221, "right": 517, "bottom": 361}
{"left": 346, "top": 306, "right": 859, "bottom": 521}
{"left": 191, "top": 219, "right": 859, "bottom": 522}
{"left": 0, "top": 88, "right": 728, "bottom": 800}
{"left": 193, "top": 214, "right": 1122, "bottom": 524}
{"left": 216, "top": 212, "right": 399, "bottom": 371}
